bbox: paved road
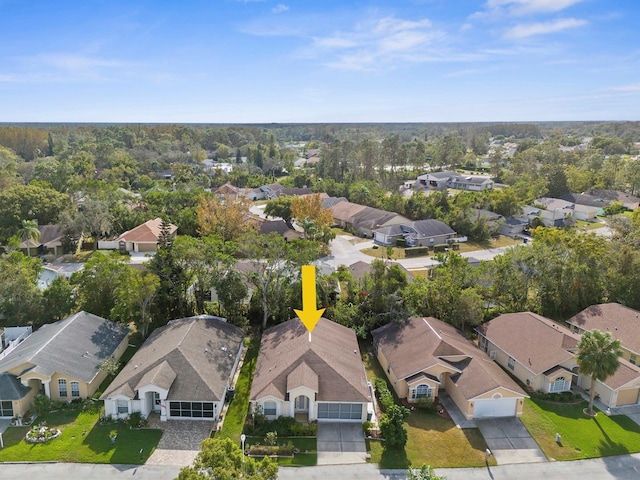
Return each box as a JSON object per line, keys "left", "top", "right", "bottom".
{"left": 4, "top": 454, "right": 640, "bottom": 480}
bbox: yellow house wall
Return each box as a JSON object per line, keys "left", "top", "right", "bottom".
{"left": 616, "top": 388, "right": 640, "bottom": 405}
{"left": 487, "top": 341, "right": 538, "bottom": 388}
{"left": 444, "top": 375, "right": 473, "bottom": 419}
{"left": 376, "top": 349, "right": 406, "bottom": 398}
{"left": 406, "top": 377, "right": 440, "bottom": 403}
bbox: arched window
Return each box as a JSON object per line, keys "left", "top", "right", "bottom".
{"left": 263, "top": 401, "right": 277, "bottom": 416}
{"left": 412, "top": 384, "right": 432, "bottom": 399}
{"left": 58, "top": 379, "right": 67, "bottom": 398}
{"left": 549, "top": 376, "right": 568, "bottom": 393}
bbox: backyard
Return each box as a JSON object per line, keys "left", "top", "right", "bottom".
{"left": 520, "top": 398, "right": 640, "bottom": 461}
{"left": 0, "top": 405, "right": 162, "bottom": 464}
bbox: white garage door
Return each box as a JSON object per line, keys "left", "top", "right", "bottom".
{"left": 474, "top": 398, "right": 517, "bottom": 418}
{"left": 317, "top": 403, "right": 362, "bottom": 421}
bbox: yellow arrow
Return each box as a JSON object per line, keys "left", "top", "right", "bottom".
{"left": 294, "top": 265, "right": 325, "bottom": 335}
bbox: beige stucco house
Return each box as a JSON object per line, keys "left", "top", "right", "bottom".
{"left": 250, "top": 318, "right": 371, "bottom": 423}
{"left": 0, "top": 312, "right": 129, "bottom": 418}
{"left": 116, "top": 218, "right": 177, "bottom": 253}
{"left": 477, "top": 311, "right": 640, "bottom": 408}
{"left": 102, "top": 315, "right": 243, "bottom": 421}
{"left": 373, "top": 317, "right": 527, "bottom": 419}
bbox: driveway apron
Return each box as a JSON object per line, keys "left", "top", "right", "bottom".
{"left": 476, "top": 417, "right": 547, "bottom": 465}
{"left": 316, "top": 422, "right": 367, "bottom": 465}
{"left": 146, "top": 415, "right": 214, "bottom": 466}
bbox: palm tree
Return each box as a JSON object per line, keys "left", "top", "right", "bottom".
{"left": 576, "top": 329, "right": 623, "bottom": 416}
{"left": 18, "top": 219, "right": 40, "bottom": 257}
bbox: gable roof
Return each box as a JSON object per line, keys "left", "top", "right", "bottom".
{"left": 20, "top": 224, "right": 63, "bottom": 249}
{"left": 0, "top": 311, "right": 129, "bottom": 383}
{"left": 373, "top": 317, "right": 525, "bottom": 400}
{"left": 567, "top": 303, "right": 640, "bottom": 355}
{"left": 350, "top": 207, "right": 410, "bottom": 231}
{"left": 102, "top": 316, "right": 243, "bottom": 402}
{"left": 117, "top": 218, "right": 177, "bottom": 243}
{"left": 477, "top": 312, "right": 580, "bottom": 375}
{"left": 330, "top": 201, "right": 367, "bottom": 222}
{"left": 560, "top": 193, "right": 609, "bottom": 208}
{"left": 586, "top": 189, "right": 640, "bottom": 210}
{"left": 250, "top": 318, "right": 369, "bottom": 403}
{"left": 374, "top": 219, "right": 456, "bottom": 239}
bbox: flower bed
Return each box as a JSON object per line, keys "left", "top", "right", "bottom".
{"left": 25, "top": 422, "right": 61, "bottom": 444}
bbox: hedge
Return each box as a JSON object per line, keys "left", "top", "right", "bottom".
{"left": 375, "top": 378, "right": 395, "bottom": 412}
{"left": 404, "top": 246, "right": 430, "bottom": 257}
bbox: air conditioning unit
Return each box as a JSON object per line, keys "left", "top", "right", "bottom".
{"left": 490, "top": 351, "right": 496, "bottom": 360}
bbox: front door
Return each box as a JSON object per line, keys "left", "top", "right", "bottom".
{"left": 295, "top": 395, "right": 309, "bottom": 412}
{"left": 152, "top": 392, "right": 161, "bottom": 412}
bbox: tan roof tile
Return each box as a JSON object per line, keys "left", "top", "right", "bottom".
{"left": 117, "top": 218, "right": 177, "bottom": 243}
{"left": 250, "top": 318, "right": 369, "bottom": 403}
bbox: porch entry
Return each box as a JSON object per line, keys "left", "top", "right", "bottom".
{"left": 295, "top": 395, "right": 310, "bottom": 412}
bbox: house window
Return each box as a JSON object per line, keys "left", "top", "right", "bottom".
{"left": 412, "top": 384, "right": 433, "bottom": 399}
{"left": 263, "top": 401, "right": 277, "bottom": 416}
{"left": 58, "top": 379, "right": 67, "bottom": 397}
{"left": 508, "top": 357, "right": 515, "bottom": 371}
{"left": 549, "top": 377, "right": 568, "bottom": 393}
{"left": 71, "top": 381, "right": 80, "bottom": 398}
{"left": 630, "top": 354, "right": 637, "bottom": 366}
{"left": 116, "top": 399, "right": 128, "bottom": 414}
{"left": 0, "top": 401, "right": 13, "bottom": 417}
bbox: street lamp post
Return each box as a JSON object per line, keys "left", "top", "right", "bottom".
{"left": 240, "top": 433, "right": 246, "bottom": 476}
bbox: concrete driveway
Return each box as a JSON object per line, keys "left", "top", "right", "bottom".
{"left": 475, "top": 417, "right": 547, "bottom": 465}
{"left": 316, "top": 422, "right": 367, "bottom": 465}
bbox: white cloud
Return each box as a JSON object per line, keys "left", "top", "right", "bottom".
{"left": 307, "top": 15, "right": 451, "bottom": 71}
{"left": 485, "top": 0, "right": 585, "bottom": 16}
{"left": 35, "top": 54, "right": 130, "bottom": 70}
{"left": 505, "top": 18, "right": 587, "bottom": 38}
{"left": 272, "top": 4, "right": 289, "bottom": 14}
{"left": 612, "top": 83, "right": 640, "bottom": 92}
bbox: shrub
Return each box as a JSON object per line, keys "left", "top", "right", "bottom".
{"left": 404, "top": 246, "right": 430, "bottom": 257}
{"left": 375, "top": 378, "right": 395, "bottom": 412}
{"left": 33, "top": 394, "right": 52, "bottom": 414}
{"left": 380, "top": 404, "right": 410, "bottom": 449}
{"left": 126, "top": 411, "right": 147, "bottom": 429}
{"left": 433, "top": 244, "right": 448, "bottom": 253}
{"left": 396, "top": 238, "right": 406, "bottom": 248}
{"left": 363, "top": 421, "right": 374, "bottom": 436}
{"left": 265, "top": 431, "right": 277, "bottom": 446}
{"left": 416, "top": 397, "right": 437, "bottom": 413}
{"left": 289, "top": 422, "right": 317, "bottom": 436}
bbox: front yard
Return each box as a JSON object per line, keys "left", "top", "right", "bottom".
{"left": 520, "top": 398, "right": 640, "bottom": 461}
{"left": 244, "top": 436, "right": 317, "bottom": 466}
{"left": 0, "top": 406, "right": 162, "bottom": 464}
{"left": 360, "top": 344, "right": 492, "bottom": 468}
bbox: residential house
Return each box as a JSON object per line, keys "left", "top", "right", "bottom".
{"left": 250, "top": 318, "right": 371, "bottom": 422}
{"left": 567, "top": 303, "right": 640, "bottom": 368}
{"left": 0, "top": 312, "right": 129, "bottom": 418}
{"left": 115, "top": 218, "right": 177, "bottom": 253}
{"left": 37, "top": 263, "right": 85, "bottom": 290}
{"left": 373, "top": 317, "right": 527, "bottom": 419}
{"left": 522, "top": 205, "right": 567, "bottom": 227}
{"left": 416, "top": 171, "right": 494, "bottom": 192}
{"left": 347, "top": 261, "right": 414, "bottom": 283}
{"left": 534, "top": 197, "right": 599, "bottom": 222}
{"left": 373, "top": 219, "right": 457, "bottom": 247}
{"left": 329, "top": 201, "right": 409, "bottom": 237}
{"left": 255, "top": 218, "right": 301, "bottom": 241}
{"left": 0, "top": 326, "right": 32, "bottom": 359}
{"left": 587, "top": 189, "right": 640, "bottom": 211}
{"left": 477, "top": 311, "right": 640, "bottom": 408}
{"left": 498, "top": 216, "right": 529, "bottom": 237}
{"left": 102, "top": 315, "right": 243, "bottom": 421}
{"left": 20, "top": 224, "right": 64, "bottom": 257}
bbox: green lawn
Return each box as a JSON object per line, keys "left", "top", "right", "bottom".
{"left": 360, "top": 344, "right": 491, "bottom": 468}
{"left": 367, "top": 410, "right": 493, "bottom": 468}
{"left": 520, "top": 398, "right": 640, "bottom": 461}
{"left": 216, "top": 336, "right": 260, "bottom": 443}
{"left": 0, "top": 407, "right": 162, "bottom": 464}
{"left": 244, "top": 436, "right": 317, "bottom": 466}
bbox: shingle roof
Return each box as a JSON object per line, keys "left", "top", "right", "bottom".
{"left": 0, "top": 311, "right": 129, "bottom": 383}
{"left": 567, "top": 303, "right": 640, "bottom": 355}
{"left": 374, "top": 219, "right": 456, "bottom": 238}
{"left": 476, "top": 312, "right": 580, "bottom": 375}
{"left": 250, "top": 318, "right": 369, "bottom": 403}
{"left": 101, "top": 316, "right": 243, "bottom": 401}
{"left": 350, "top": 207, "right": 409, "bottom": 231}
{"left": 117, "top": 218, "right": 177, "bottom": 243}
{"left": 0, "top": 372, "right": 31, "bottom": 400}
{"left": 20, "top": 224, "right": 63, "bottom": 249}
{"left": 373, "top": 317, "right": 525, "bottom": 400}
{"left": 330, "top": 201, "right": 367, "bottom": 222}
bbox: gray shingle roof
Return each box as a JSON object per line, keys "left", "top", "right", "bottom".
{"left": 0, "top": 372, "right": 31, "bottom": 400}
{"left": 0, "top": 311, "right": 129, "bottom": 383}
{"left": 101, "top": 316, "right": 243, "bottom": 402}
{"left": 374, "top": 219, "right": 456, "bottom": 238}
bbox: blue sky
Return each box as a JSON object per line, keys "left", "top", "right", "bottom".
{"left": 0, "top": 0, "right": 638, "bottom": 122}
